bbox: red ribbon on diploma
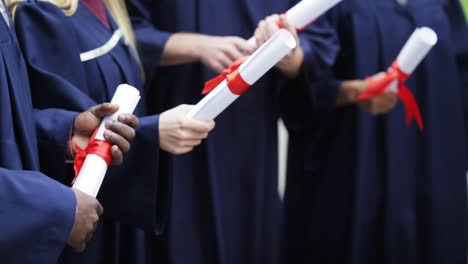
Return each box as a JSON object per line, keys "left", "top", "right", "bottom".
{"left": 72, "top": 129, "right": 112, "bottom": 183}
{"left": 202, "top": 57, "right": 251, "bottom": 95}
{"left": 358, "top": 61, "right": 424, "bottom": 131}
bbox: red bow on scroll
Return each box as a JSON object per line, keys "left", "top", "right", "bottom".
{"left": 358, "top": 61, "right": 424, "bottom": 131}
{"left": 72, "top": 129, "right": 112, "bottom": 184}
{"left": 202, "top": 57, "right": 251, "bottom": 95}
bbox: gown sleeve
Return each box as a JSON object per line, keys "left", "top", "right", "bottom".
{"left": 126, "top": 0, "right": 172, "bottom": 80}
{"left": 13, "top": 1, "right": 168, "bottom": 232}
{"left": 0, "top": 168, "right": 76, "bottom": 264}
{"left": 280, "top": 12, "right": 341, "bottom": 133}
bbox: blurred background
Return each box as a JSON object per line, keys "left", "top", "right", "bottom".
{"left": 463, "top": 0, "right": 468, "bottom": 17}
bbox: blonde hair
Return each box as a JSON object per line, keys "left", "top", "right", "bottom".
{"left": 9, "top": 0, "right": 143, "bottom": 78}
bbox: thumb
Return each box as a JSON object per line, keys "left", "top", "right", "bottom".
{"left": 280, "top": 14, "right": 297, "bottom": 35}
{"left": 88, "top": 103, "right": 119, "bottom": 119}
{"left": 279, "top": 14, "right": 300, "bottom": 47}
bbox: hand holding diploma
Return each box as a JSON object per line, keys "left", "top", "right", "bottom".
{"left": 67, "top": 188, "right": 103, "bottom": 252}
{"left": 255, "top": 14, "right": 303, "bottom": 78}
{"left": 196, "top": 36, "right": 254, "bottom": 74}
{"left": 159, "top": 0, "right": 341, "bottom": 75}
{"left": 187, "top": 29, "right": 296, "bottom": 121}
{"left": 69, "top": 103, "right": 139, "bottom": 165}
{"left": 358, "top": 27, "right": 438, "bottom": 131}
{"left": 71, "top": 84, "right": 141, "bottom": 197}
{"left": 336, "top": 76, "right": 399, "bottom": 114}
{"left": 161, "top": 33, "right": 254, "bottom": 74}
{"left": 248, "top": 0, "right": 342, "bottom": 47}
{"left": 159, "top": 104, "right": 216, "bottom": 155}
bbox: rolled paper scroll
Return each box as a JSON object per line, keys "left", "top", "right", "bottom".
{"left": 72, "top": 84, "right": 141, "bottom": 197}
{"left": 247, "top": 0, "right": 342, "bottom": 46}
{"left": 359, "top": 27, "right": 438, "bottom": 131}
{"left": 187, "top": 29, "right": 296, "bottom": 121}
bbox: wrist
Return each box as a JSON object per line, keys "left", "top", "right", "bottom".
{"left": 163, "top": 33, "right": 205, "bottom": 65}
{"left": 186, "top": 33, "right": 208, "bottom": 62}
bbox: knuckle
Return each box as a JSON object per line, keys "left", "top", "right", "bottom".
{"left": 227, "top": 44, "right": 236, "bottom": 53}
{"left": 125, "top": 143, "right": 131, "bottom": 152}
{"left": 128, "top": 129, "right": 136, "bottom": 140}
{"left": 104, "top": 131, "right": 113, "bottom": 140}
{"left": 229, "top": 37, "right": 239, "bottom": 44}
{"left": 77, "top": 235, "right": 86, "bottom": 244}
{"left": 215, "top": 65, "right": 224, "bottom": 72}
{"left": 93, "top": 199, "right": 100, "bottom": 207}
{"left": 106, "top": 121, "right": 115, "bottom": 130}
{"left": 220, "top": 45, "right": 230, "bottom": 52}
{"left": 122, "top": 142, "right": 131, "bottom": 152}
{"left": 86, "top": 223, "right": 94, "bottom": 232}
{"left": 215, "top": 53, "right": 224, "bottom": 61}
{"left": 77, "top": 244, "right": 85, "bottom": 252}
{"left": 177, "top": 140, "right": 186, "bottom": 148}
{"left": 92, "top": 213, "right": 99, "bottom": 223}
{"left": 176, "top": 131, "right": 187, "bottom": 141}
{"left": 179, "top": 119, "right": 188, "bottom": 128}
{"left": 176, "top": 119, "right": 184, "bottom": 128}
{"left": 116, "top": 120, "right": 125, "bottom": 129}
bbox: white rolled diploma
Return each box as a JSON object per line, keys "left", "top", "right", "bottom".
{"left": 387, "top": 27, "right": 438, "bottom": 92}
{"left": 72, "top": 84, "right": 141, "bottom": 197}
{"left": 247, "top": 0, "right": 342, "bottom": 46}
{"left": 187, "top": 29, "right": 296, "bottom": 121}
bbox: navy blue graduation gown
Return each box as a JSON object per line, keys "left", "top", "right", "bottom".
{"left": 126, "top": 1, "right": 337, "bottom": 263}
{"left": 281, "top": 0, "right": 468, "bottom": 263}
{"left": 13, "top": 1, "right": 169, "bottom": 263}
{"left": 0, "top": 8, "right": 76, "bottom": 264}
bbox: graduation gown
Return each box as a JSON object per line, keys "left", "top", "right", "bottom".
{"left": 13, "top": 1, "right": 169, "bottom": 263}
{"left": 126, "top": 0, "right": 338, "bottom": 263}
{"left": 0, "top": 6, "right": 76, "bottom": 263}
{"left": 281, "top": 0, "right": 468, "bottom": 263}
